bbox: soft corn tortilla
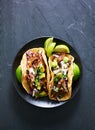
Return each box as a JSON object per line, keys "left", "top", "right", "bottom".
{"left": 48, "top": 54, "right": 74, "bottom": 101}
{"left": 20, "top": 48, "right": 50, "bottom": 94}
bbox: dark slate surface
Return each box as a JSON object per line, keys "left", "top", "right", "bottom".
{"left": 0, "top": 0, "right": 95, "bottom": 130}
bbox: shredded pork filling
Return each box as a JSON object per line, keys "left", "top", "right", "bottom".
{"left": 51, "top": 53, "right": 71, "bottom": 99}
{"left": 25, "top": 50, "right": 47, "bottom": 97}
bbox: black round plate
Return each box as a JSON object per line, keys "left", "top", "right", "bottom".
{"left": 12, "top": 37, "right": 82, "bottom": 108}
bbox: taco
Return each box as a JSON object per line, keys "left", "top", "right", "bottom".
{"left": 20, "top": 48, "right": 50, "bottom": 98}
{"left": 48, "top": 52, "right": 74, "bottom": 101}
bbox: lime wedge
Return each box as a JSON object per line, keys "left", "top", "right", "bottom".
{"left": 54, "top": 45, "right": 70, "bottom": 53}
{"left": 47, "top": 42, "right": 56, "bottom": 57}
{"left": 44, "top": 37, "right": 53, "bottom": 51}
{"left": 73, "top": 63, "right": 80, "bottom": 81}
{"left": 16, "top": 65, "right": 22, "bottom": 83}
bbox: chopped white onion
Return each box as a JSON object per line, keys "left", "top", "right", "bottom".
{"left": 53, "top": 69, "right": 61, "bottom": 74}
{"left": 53, "top": 54, "right": 59, "bottom": 58}
{"left": 29, "top": 68, "right": 35, "bottom": 74}
{"left": 62, "top": 69, "right": 68, "bottom": 75}
{"left": 32, "top": 88, "right": 38, "bottom": 96}
{"left": 53, "top": 68, "right": 68, "bottom": 74}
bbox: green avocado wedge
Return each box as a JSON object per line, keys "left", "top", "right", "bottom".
{"left": 16, "top": 65, "right": 22, "bottom": 83}
{"left": 73, "top": 63, "right": 80, "bottom": 81}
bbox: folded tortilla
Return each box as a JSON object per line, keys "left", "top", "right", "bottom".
{"left": 20, "top": 48, "right": 50, "bottom": 98}
{"left": 48, "top": 52, "right": 74, "bottom": 101}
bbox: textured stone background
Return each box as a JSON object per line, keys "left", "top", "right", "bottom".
{"left": 0, "top": 0, "right": 95, "bottom": 130}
